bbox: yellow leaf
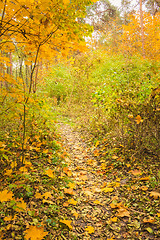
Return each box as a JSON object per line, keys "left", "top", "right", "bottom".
{"left": 60, "top": 219, "right": 72, "bottom": 229}
{"left": 4, "top": 215, "right": 17, "bottom": 221}
{"left": 19, "top": 167, "right": 28, "bottom": 172}
{"left": 35, "top": 192, "right": 43, "bottom": 199}
{"left": 63, "top": 0, "right": 70, "bottom": 4}
{"left": 15, "top": 199, "right": 27, "bottom": 212}
{"left": 4, "top": 216, "right": 13, "bottom": 221}
{"left": 111, "top": 217, "right": 117, "bottom": 222}
{"left": 42, "top": 192, "right": 52, "bottom": 199}
{"left": 157, "top": 213, "right": 160, "bottom": 217}
{"left": 102, "top": 187, "right": 114, "bottom": 193}
{"left": 24, "top": 225, "right": 48, "bottom": 240}
{"left": 68, "top": 182, "right": 75, "bottom": 189}
{"left": 141, "top": 186, "right": 148, "bottom": 191}
{"left": 68, "top": 198, "right": 77, "bottom": 205}
{"left": 42, "top": 200, "right": 54, "bottom": 204}
{"left": 150, "top": 191, "right": 160, "bottom": 199}
{"left": 135, "top": 115, "right": 143, "bottom": 124}
{"left": 73, "top": 211, "right": 79, "bottom": 219}
{"left": 24, "top": 161, "right": 32, "bottom": 167}
{"left": 95, "top": 140, "right": 100, "bottom": 147}
{"left": 45, "top": 169, "right": 54, "bottom": 178}
{"left": 4, "top": 170, "right": 12, "bottom": 176}
{"left": 93, "top": 200, "right": 101, "bottom": 205}
{"left": 85, "top": 226, "right": 94, "bottom": 234}
{"left": 0, "top": 190, "right": 13, "bottom": 202}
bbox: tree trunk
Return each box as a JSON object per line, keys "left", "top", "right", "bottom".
{"left": 139, "top": 0, "right": 145, "bottom": 58}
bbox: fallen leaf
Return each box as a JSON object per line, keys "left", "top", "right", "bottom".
{"left": 64, "top": 188, "right": 75, "bottom": 195}
{"left": 63, "top": 201, "right": 69, "bottom": 207}
{"left": 93, "top": 200, "right": 101, "bottom": 205}
{"left": 68, "top": 198, "right": 77, "bottom": 205}
{"left": 95, "top": 140, "right": 100, "bottom": 147}
{"left": 0, "top": 190, "right": 13, "bottom": 202}
{"left": 130, "top": 169, "right": 142, "bottom": 176}
{"left": 45, "top": 169, "right": 54, "bottom": 178}
{"left": 141, "top": 186, "right": 148, "bottom": 191}
{"left": 85, "top": 226, "right": 94, "bottom": 234}
{"left": 117, "top": 208, "right": 130, "bottom": 217}
{"left": 42, "top": 199, "right": 54, "bottom": 204}
{"left": 157, "top": 213, "right": 160, "bottom": 217}
{"left": 42, "top": 192, "right": 52, "bottom": 199}
{"left": 68, "top": 182, "right": 75, "bottom": 189}
{"left": 79, "top": 175, "right": 88, "bottom": 181}
{"left": 35, "top": 192, "right": 43, "bottom": 199}
{"left": 73, "top": 211, "right": 79, "bottom": 219}
{"left": 135, "top": 115, "right": 143, "bottom": 124}
{"left": 102, "top": 187, "right": 114, "bottom": 193}
{"left": 15, "top": 199, "right": 27, "bottom": 212}
{"left": 60, "top": 219, "right": 72, "bottom": 229}
{"left": 19, "top": 167, "right": 28, "bottom": 172}
{"left": 143, "top": 217, "right": 155, "bottom": 223}
{"left": 139, "top": 176, "right": 150, "bottom": 181}
{"left": 150, "top": 191, "right": 160, "bottom": 199}
{"left": 4, "top": 170, "right": 12, "bottom": 176}
{"left": 24, "top": 225, "right": 48, "bottom": 240}
{"left": 3, "top": 216, "right": 13, "bottom": 221}
{"left": 111, "top": 217, "right": 117, "bottom": 222}
{"left": 146, "top": 227, "right": 153, "bottom": 233}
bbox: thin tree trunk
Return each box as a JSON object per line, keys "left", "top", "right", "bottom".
{"left": 139, "top": 0, "right": 145, "bottom": 58}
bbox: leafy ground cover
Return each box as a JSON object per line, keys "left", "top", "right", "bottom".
{"left": 55, "top": 122, "right": 160, "bottom": 239}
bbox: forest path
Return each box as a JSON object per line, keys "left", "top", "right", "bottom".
{"left": 56, "top": 122, "right": 115, "bottom": 240}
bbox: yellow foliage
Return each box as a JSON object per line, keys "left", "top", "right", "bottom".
{"left": 0, "top": 190, "right": 13, "bottom": 202}
{"left": 24, "top": 225, "right": 48, "bottom": 240}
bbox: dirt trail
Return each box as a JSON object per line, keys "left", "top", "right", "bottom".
{"left": 57, "top": 123, "right": 113, "bottom": 240}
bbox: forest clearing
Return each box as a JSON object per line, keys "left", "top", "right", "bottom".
{"left": 0, "top": 0, "right": 160, "bottom": 239}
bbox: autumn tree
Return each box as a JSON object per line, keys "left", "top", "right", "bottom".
{"left": 0, "top": 0, "right": 96, "bottom": 167}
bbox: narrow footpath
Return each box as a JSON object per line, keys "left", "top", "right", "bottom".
{"left": 56, "top": 122, "right": 160, "bottom": 240}
{"left": 57, "top": 123, "right": 122, "bottom": 240}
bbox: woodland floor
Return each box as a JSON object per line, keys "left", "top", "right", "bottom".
{"left": 56, "top": 122, "right": 160, "bottom": 240}
{"left": 0, "top": 121, "right": 159, "bottom": 240}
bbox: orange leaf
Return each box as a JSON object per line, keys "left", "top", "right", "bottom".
{"left": 130, "top": 169, "right": 142, "bottom": 176}
{"left": 139, "top": 176, "right": 150, "bottom": 181}
{"left": 64, "top": 188, "right": 75, "bottom": 195}
{"left": 135, "top": 115, "right": 143, "bottom": 124}
{"left": 143, "top": 217, "right": 155, "bottom": 223}
{"left": 0, "top": 190, "right": 13, "bottom": 202}
{"left": 150, "top": 191, "right": 160, "bottom": 199}
{"left": 85, "top": 226, "right": 94, "bottom": 234}
{"left": 24, "top": 225, "right": 48, "bottom": 240}
{"left": 60, "top": 219, "right": 72, "bottom": 229}
{"left": 117, "top": 208, "right": 130, "bottom": 217}
{"left": 45, "top": 169, "right": 54, "bottom": 178}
